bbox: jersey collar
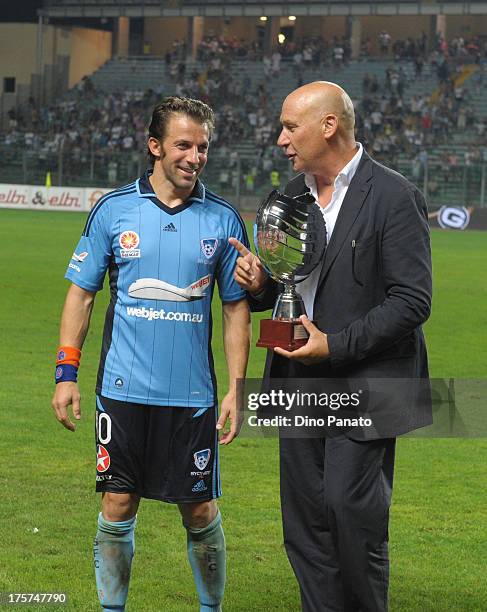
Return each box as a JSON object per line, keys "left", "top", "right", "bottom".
{"left": 136, "top": 169, "right": 206, "bottom": 205}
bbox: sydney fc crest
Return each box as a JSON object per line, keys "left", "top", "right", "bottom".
{"left": 194, "top": 449, "right": 211, "bottom": 471}
{"left": 200, "top": 238, "right": 218, "bottom": 259}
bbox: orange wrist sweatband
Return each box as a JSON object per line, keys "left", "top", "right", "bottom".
{"left": 56, "top": 346, "right": 82, "bottom": 368}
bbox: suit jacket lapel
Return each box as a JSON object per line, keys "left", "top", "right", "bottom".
{"left": 316, "top": 153, "right": 373, "bottom": 291}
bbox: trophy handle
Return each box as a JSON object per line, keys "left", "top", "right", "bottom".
{"left": 272, "top": 284, "right": 306, "bottom": 321}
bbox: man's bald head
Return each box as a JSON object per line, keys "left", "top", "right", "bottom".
{"left": 277, "top": 81, "right": 358, "bottom": 175}
{"left": 284, "top": 81, "right": 355, "bottom": 134}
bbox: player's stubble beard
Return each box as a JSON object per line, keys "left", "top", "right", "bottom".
{"left": 159, "top": 148, "right": 201, "bottom": 195}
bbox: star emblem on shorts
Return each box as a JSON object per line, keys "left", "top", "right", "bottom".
{"left": 96, "top": 445, "right": 110, "bottom": 473}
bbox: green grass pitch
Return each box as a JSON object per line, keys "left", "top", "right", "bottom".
{"left": 0, "top": 209, "right": 486, "bottom": 611}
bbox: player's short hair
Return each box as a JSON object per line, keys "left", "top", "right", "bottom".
{"left": 147, "top": 96, "right": 215, "bottom": 163}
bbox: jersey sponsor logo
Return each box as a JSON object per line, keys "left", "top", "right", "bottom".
{"left": 96, "top": 445, "right": 111, "bottom": 473}
{"left": 126, "top": 306, "right": 204, "bottom": 323}
{"left": 192, "top": 480, "right": 208, "bottom": 493}
{"left": 194, "top": 449, "right": 211, "bottom": 471}
{"left": 114, "top": 378, "right": 123, "bottom": 388}
{"left": 163, "top": 222, "right": 177, "bottom": 232}
{"left": 128, "top": 274, "right": 211, "bottom": 302}
{"left": 68, "top": 262, "right": 81, "bottom": 273}
{"left": 190, "top": 275, "right": 211, "bottom": 291}
{"left": 119, "top": 230, "right": 141, "bottom": 258}
{"left": 438, "top": 206, "right": 470, "bottom": 230}
{"left": 201, "top": 238, "right": 218, "bottom": 259}
{"left": 72, "top": 251, "right": 88, "bottom": 262}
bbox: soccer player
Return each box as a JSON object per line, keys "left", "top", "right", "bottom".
{"left": 51, "top": 97, "right": 251, "bottom": 612}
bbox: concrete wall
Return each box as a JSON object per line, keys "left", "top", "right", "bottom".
{"left": 143, "top": 17, "right": 187, "bottom": 54}
{"left": 0, "top": 24, "right": 42, "bottom": 86}
{"left": 292, "top": 16, "right": 347, "bottom": 41}
{"left": 0, "top": 23, "right": 112, "bottom": 126}
{"left": 204, "top": 17, "right": 257, "bottom": 42}
{"left": 143, "top": 16, "right": 267, "bottom": 53}
{"left": 0, "top": 23, "right": 63, "bottom": 120}
{"left": 445, "top": 15, "right": 487, "bottom": 39}
{"left": 0, "top": 23, "right": 111, "bottom": 91}
{"left": 192, "top": 16, "right": 204, "bottom": 56}
{"left": 69, "top": 27, "right": 112, "bottom": 87}
{"left": 361, "top": 16, "right": 431, "bottom": 53}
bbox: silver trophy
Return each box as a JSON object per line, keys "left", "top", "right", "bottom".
{"left": 255, "top": 189, "right": 327, "bottom": 350}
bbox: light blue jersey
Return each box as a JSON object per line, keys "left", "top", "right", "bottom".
{"left": 65, "top": 171, "right": 248, "bottom": 407}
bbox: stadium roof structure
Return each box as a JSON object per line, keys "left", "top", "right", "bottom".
{"left": 41, "top": 0, "right": 487, "bottom": 18}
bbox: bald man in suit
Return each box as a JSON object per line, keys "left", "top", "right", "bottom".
{"left": 230, "top": 82, "right": 432, "bottom": 611}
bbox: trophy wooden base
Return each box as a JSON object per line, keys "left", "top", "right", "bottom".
{"left": 256, "top": 319, "right": 309, "bottom": 351}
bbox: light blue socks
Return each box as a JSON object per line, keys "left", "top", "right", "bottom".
{"left": 93, "top": 510, "right": 225, "bottom": 611}
{"left": 185, "top": 510, "right": 226, "bottom": 612}
{"left": 94, "top": 513, "right": 136, "bottom": 611}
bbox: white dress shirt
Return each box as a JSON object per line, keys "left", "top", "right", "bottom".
{"left": 298, "top": 143, "right": 363, "bottom": 319}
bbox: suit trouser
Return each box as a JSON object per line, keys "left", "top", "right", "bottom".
{"left": 279, "top": 435, "right": 396, "bottom": 612}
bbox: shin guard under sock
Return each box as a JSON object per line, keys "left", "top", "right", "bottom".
{"left": 185, "top": 510, "right": 226, "bottom": 612}
{"left": 94, "top": 513, "right": 136, "bottom": 611}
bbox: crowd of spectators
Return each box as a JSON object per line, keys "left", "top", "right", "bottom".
{"left": 3, "top": 81, "right": 152, "bottom": 178}
{"left": 354, "top": 64, "right": 486, "bottom": 166}
{"left": 361, "top": 30, "right": 487, "bottom": 65}
{"left": 1, "top": 32, "right": 486, "bottom": 188}
{"left": 166, "top": 42, "right": 284, "bottom": 185}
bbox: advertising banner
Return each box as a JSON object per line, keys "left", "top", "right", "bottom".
{"left": 428, "top": 205, "right": 487, "bottom": 230}
{"left": 0, "top": 183, "right": 111, "bottom": 212}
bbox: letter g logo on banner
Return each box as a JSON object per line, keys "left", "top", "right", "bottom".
{"left": 438, "top": 206, "right": 470, "bottom": 230}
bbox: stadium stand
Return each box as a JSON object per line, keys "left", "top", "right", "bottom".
{"left": 1, "top": 30, "right": 486, "bottom": 207}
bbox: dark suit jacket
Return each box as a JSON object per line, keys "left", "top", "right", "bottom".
{"left": 249, "top": 151, "right": 433, "bottom": 440}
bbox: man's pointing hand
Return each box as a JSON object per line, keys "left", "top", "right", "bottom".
{"left": 229, "top": 237, "right": 268, "bottom": 295}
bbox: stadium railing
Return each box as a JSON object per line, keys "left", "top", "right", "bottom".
{"left": 1, "top": 142, "right": 486, "bottom": 210}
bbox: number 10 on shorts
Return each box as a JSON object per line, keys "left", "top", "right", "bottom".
{"left": 96, "top": 411, "right": 112, "bottom": 445}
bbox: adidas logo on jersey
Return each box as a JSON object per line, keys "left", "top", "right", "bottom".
{"left": 163, "top": 223, "right": 177, "bottom": 232}
{"left": 191, "top": 480, "right": 207, "bottom": 493}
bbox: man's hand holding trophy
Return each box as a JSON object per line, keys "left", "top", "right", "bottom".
{"left": 230, "top": 189, "right": 327, "bottom": 354}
